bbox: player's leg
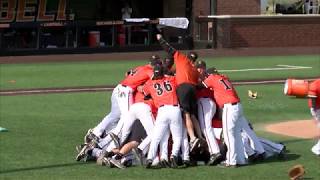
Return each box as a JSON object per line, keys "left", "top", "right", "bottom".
{"left": 222, "top": 104, "right": 245, "bottom": 166}
{"left": 311, "top": 140, "right": 320, "bottom": 156}
{"left": 92, "top": 85, "right": 122, "bottom": 137}
{"left": 181, "top": 123, "right": 190, "bottom": 163}
{"left": 168, "top": 106, "right": 183, "bottom": 167}
{"left": 176, "top": 84, "right": 200, "bottom": 144}
{"left": 259, "top": 137, "right": 285, "bottom": 158}
{"left": 136, "top": 103, "right": 155, "bottom": 137}
{"left": 198, "top": 98, "right": 220, "bottom": 155}
{"left": 240, "top": 115, "right": 265, "bottom": 155}
{"left": 146, "top": 110, "right": 169, "bottom": 164}
{"left": 119, "top": 104, "right": 140, "bottom": 144}
{"left": 241, "top": 131, "right": 257, "bottom": 161}
{"left": 159, "top": 130, "right": 170, "bottom": 167}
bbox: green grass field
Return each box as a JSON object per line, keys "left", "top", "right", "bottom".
{"left": 0, "top": 55, "right": 319, "bottom": 179}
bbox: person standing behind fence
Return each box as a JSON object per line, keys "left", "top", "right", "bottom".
{"left": 121, "top": 2, "right": 132, "bottom": 20}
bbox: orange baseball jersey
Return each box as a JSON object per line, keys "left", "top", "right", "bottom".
{"left": 121, "top": 64, "right": 154, "bottom": 90}
{"left": 133, "top": 91, "right": 158, "bottom": 115}
{"left": 196, "top": 87, "right": 214, "bottom": 99}
{"left": 143, "top": 76, "right": 178, "bottom": 108}
{"left": 308, "top": 79, "right": 320, "bottom": 109}
{"left": 202, "top": 74, "right": 240, "bottom": 108}
{"left": 173, "top": 51, "right": 199, "bottom": 86}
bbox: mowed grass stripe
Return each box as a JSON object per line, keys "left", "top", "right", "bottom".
{"left": 0, "top": 55, "right": 319, "bottom": 90}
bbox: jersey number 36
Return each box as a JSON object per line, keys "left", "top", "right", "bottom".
{"left": 153, "top": 81, "right": 173, "bottom": 95}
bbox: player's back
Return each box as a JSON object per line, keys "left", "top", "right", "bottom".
{"left": 143, "top": 76, "right": 178, "bottom": 108}
{"left": 121, "top": 64, "right": 154, "bottom": 90}
{"left": 173, "top": 51, "right": 199, "bottom": 85}
{"left": 203, "top": 74, "right": 240, "bottom": 108}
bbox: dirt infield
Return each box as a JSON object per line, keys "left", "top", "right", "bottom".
{"left": 265, "top": 120, "right": 319, "bottom": 139}
{"left": 0, "top": 46, "right": 319, "bottom": 64}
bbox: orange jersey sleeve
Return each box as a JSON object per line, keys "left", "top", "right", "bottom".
{"left": 202, "top": 74, "right": 240, "bottom": 108}
{"left": 121, "top": 64, "right": 154, "bottom": 90}
{"left": 308, "top": 79, "right": 320, "bottom": 109}
{"left": 143, "top": 76, "right": 179, "bottom": 108}
{"left": 173, "top": 51, "right": 199, "bottom": 85}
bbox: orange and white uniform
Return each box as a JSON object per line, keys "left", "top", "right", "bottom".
{"left": 92, "top": 64, "right": 154, "bottom": 138}
{"left": 203, "top": 74, "right": 264, "bottom": 165}
{"left": 143, "top": 76, "right": 185, "bottom": 161}
{"left": 308, "top": 79, "right": 320, "bottom": 156}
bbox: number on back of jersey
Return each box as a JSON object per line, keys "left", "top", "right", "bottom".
{"left": 153, "top": 81, "right": 173, "bottom": 95}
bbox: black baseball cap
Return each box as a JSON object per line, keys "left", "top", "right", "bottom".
{"left": 187, "top": 51, "right": 198, "bottom": 62}
{"left": 149, "top": 55, "right": 162, "bottom": 66}
{"left": 152, "top": 64, "right": 164, "bottom": 79}
{"left": 207, "top": 67, "right": 218, "bottom": 74}
{"left": 195, "top": 60, "right": 206, "bottom": 69}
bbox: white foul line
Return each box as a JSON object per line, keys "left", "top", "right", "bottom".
{"left": 219, "top": 64, "right": 312, "bottom": 72}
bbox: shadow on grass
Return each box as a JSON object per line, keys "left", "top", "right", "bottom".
{"left": 0, "top": 162, "right": 91, "bottom": 175}
{"left": 252, "top": 153, "right": 301, "bottom": 165}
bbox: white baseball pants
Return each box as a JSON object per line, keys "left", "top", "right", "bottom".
{"left": 241, "top": 118, "right": 265, "bottom": 155}
{"left": 147, "top": 105, "right": 183, "bottom": 160}
{"left": 198, "top": 98, "right": 220, "bottom": 155}
{"left": 120, "top": 102, "right": 155, "bottom": 144}
{"left": 311, "top": 108, "right": 320, "bottom": 155}
{"left": 222, "top": 103, "right": 247, "bottom": 165}
{"left": 92, "top": 84, "right": 133, "bottom": 137}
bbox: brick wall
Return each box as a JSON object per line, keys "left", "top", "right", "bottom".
{"left": 215, "top": 16, "right": 320, "bottom": 48}
{"left": 216, "top": 0, "right": 260, "bottom": 15}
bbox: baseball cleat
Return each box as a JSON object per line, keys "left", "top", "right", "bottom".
{"left": 145, "top": 159, "right": 153, "bottom": 169}
{"left": 132, "top": 147, "right": 144, "bottom": 165}
{"left": 109, "top": 158, "right": 126, "bottom": 169}
{"left": 75, "top": 144, "right": 85, "bottom": 153}
{"left": 217, "top": 161, "right": 237, "bottom": 168}
{"left": 97, "top": 156, "right": 111, "bottom": 167}
{"left": 75, "top": 142, "right": 95, "bottom": 161}
{"left": 278, "top": 145, "right": 287, "bottom": 160}
{"left": 181, "top": 160, "right": 190, "bottom": 168}
{"left": 207, "top": 153, "right": 223, "bottom": 166}
{"left": 109, "top": 133, "right": 120, "bottom": 148}
{"left": 189, "top": 138, "right": 200, "bottom": 153}
{"left": 159, "top": 159, "right": 171, "bottom": 168}
{"left": 84, "top": 129, "right": 100, "bottom": 144}
{"left": 170, "top": 155, "right": 178, "bottom": 168}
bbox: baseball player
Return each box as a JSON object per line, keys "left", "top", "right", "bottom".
{"left": 201, "top": 68, "right": 248, "bottom": 167}
{"left": 143, "top": 64, "right": 184, "bottom": 168}
{"left": 241, "top": 130, "right": 285, "bottom": 162}
{"left": 308, "top": 78, "right": 320, "bottom": 156}
{"left": 195, "top": 60, "right": 223, "bottom": 165}
{"left": 76, "top": 56, "right": 161, "bottom": 161}
{"left": 156, "top": 34, "right": 203, "bottom": 152}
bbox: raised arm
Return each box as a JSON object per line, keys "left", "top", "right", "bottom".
{"left": 156, "top": 34, "right": 176, "bottom": 56}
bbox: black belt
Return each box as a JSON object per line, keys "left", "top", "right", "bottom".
{"left": 223, "top": 102, "right": 238, "bottom": 108}
{"left": 159, "top": 104, "right": 179, "bottom": 107}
